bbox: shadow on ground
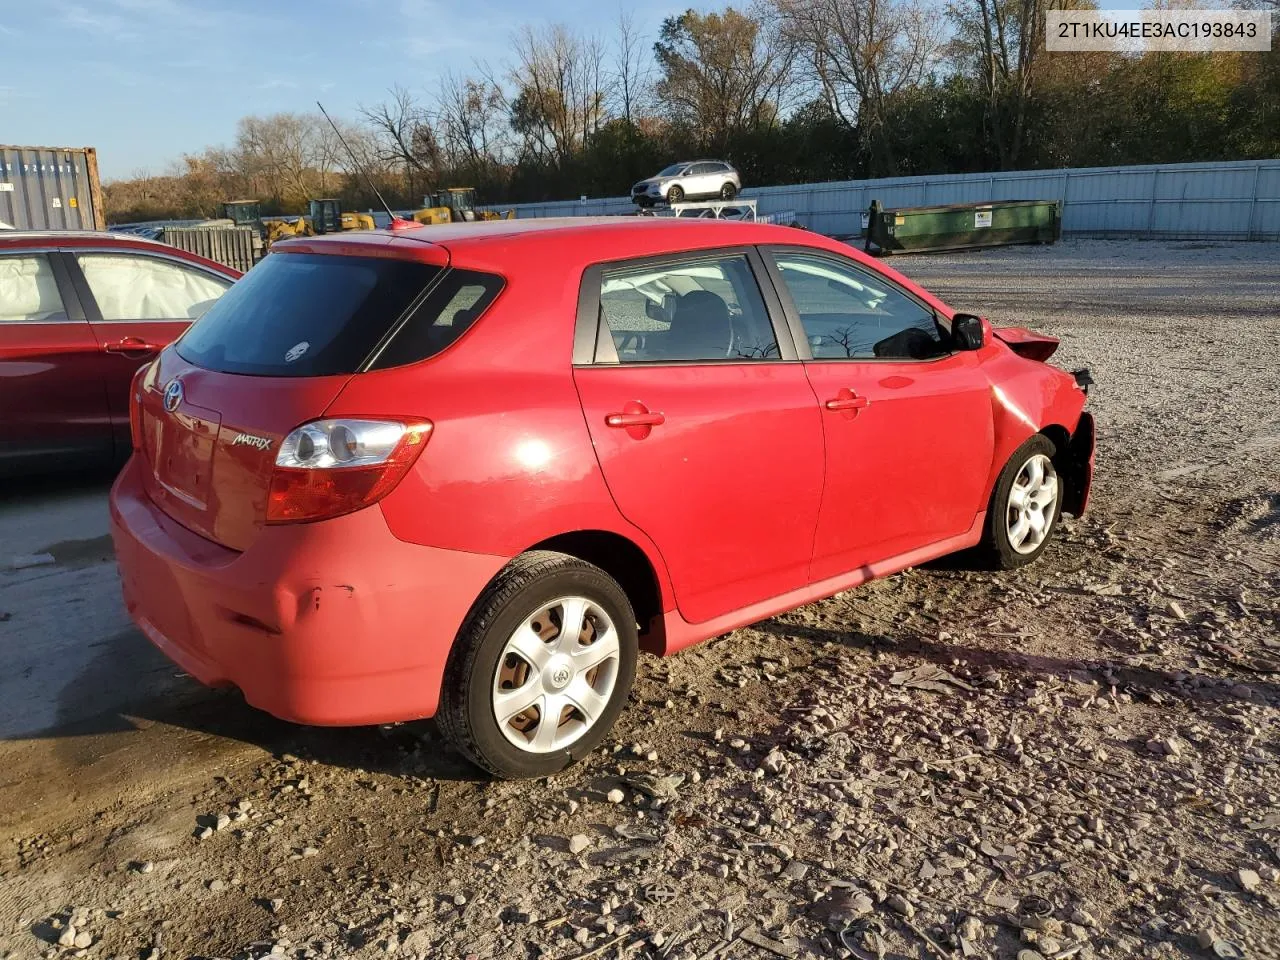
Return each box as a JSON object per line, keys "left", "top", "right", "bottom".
{"left": 759, "top": 617, "right": 1280, "bottom": 706}
{"left": 33, "top": 629, "right": 482, "bottom": 784}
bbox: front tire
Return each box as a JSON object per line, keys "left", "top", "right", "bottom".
{"left": 976, "top": 435, "right": 1063, "bottom": 569}
{"left": 438, "top": 551, "right": 638, "bottom": 779}
{"left": 666, "top": 185, "right": 685, "bottom": 204}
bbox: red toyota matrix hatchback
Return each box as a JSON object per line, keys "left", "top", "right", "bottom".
{"left": 110, "top": 218, "right": 1095, "bottom": 778}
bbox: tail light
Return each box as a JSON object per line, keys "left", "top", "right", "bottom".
{"left": 266, "top": 418, "right": 432, "bottom": 524}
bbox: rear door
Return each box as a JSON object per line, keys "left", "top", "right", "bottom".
{"left": 0, "top": 250, "right": 111, "bottom": 472}
{"left": 690, "top": 163, "right": 718, "bottom": 198}
{"left": 573, "top": 248, "right": 824, "bottom": 625}
{"left": 762, "top": 247, "right": 995, "bottom": 582}
{"left": 69, "top": 250, "right": 234, "bottom": 456}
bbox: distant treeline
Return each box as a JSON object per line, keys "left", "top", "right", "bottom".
{"left": 104, "top": 0, "right": 1280, "bottom": 223}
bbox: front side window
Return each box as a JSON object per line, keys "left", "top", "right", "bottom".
{"left": 76, "top": 253, "right": 230, "bottom": 321}
{"left": 773, "top": 252, "right": 948, "bottom": 361}
{"left": 597, "top": 254, "right": 779, "bottom": 363}
{"left": 0, "top": 255, "right": 67, "bottom": 323}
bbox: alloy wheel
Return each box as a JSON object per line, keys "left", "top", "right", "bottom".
{"left": 1006, "top": 453, "right": 1059, "bottom": 554}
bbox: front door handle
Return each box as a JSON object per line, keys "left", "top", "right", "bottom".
{"left": 824, "top": 388, "right": 870, "bottom": 412}
{"left": 103, "top": 337, "right": 161, "bottom": 356}
{"left": 605, "top": 401, "right": 664, "bottom": 439}
{"left": 605, "top": 411, "right": 666, "bottom": 428}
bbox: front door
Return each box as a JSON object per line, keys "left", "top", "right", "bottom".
{"left": 69, "top": 250, "right": 233, "bottom": 457}
{"left": 573, "top": 249, "right": 824, "bottom": 625}
{"left": 763, "top": 248, "right": 995, "bottom": 582}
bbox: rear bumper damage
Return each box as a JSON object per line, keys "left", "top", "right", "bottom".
{"left": 109, "top": 456, "right": 508, "bottom": 726}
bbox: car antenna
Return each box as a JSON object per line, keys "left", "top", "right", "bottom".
{"left": 316, "top": 100, "right": 414, "bottom": 231}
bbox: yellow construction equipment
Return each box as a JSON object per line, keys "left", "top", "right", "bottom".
{"left": 224, "top": 198, "right": 377, "bottom": 251}
{"left": 412, "top": 187, "right": 515, "bottom": 225}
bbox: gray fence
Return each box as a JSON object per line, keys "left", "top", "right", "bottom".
{"left": 490, "top": 159, "right": 1280, "bottom": 241}
{"left": 158, "top": 225, "right": 259, "bottom": 273}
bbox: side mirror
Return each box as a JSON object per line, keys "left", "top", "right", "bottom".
{"left": 951, "top": 313, "right": 985, "bottom": 351}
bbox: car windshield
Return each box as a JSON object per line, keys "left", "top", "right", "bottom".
{"left": 657, "top": 164, "right": 687, "bottom": 177}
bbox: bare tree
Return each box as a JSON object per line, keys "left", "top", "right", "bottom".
{"left": 509, "top": 24, "right": 611, "bottom": 167}
{"left": 654, "top": 6, "right": 798, "bottom": 150}
{"left": 777, "top": 0, "right": 944, "bottom": 175}
{"left": 435, "top": 68, "right": 511, "bottom": 178}
{"left": 612, "top": 8, "right": 653, "bottom": 126}
{"left": 360, "top": 84, "right": 439, "bottom": 198}
{"left": 947, "top": 0, "right": 1066, "bottom": 167}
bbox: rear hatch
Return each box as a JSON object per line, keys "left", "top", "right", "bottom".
{"left": 135, "top": 241, "right": 450, "bottom": 551}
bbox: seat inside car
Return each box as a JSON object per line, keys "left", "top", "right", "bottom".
{"left": 662, "top": 290, "right": 732, "bottom": 360}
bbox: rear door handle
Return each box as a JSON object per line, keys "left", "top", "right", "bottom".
{"left": 605, "top": 412, "right": 666, "bottom": 428}
{"left": 104, "top": 337, "right": 161, "bottom": 356}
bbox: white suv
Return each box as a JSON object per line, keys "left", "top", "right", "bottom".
{"left": 631, "top": 161, "right": 742, "bottom": 207}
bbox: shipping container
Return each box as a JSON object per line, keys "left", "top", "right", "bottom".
{"left": 0, "top": 145, "right": 105, "bottom": 231}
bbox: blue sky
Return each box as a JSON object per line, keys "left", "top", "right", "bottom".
{"left": 1, "top": 0, "right": 695, "bottom": 181}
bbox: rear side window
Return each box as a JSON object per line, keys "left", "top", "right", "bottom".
{"left": 0, "top": 255, "right": 67, "bottom": 323}
{"left": 76, "top": 253, "right": 229, "bottom": 321}
{"left": 370, "top": 269, "right": 505, "bottom": 370}
{"left": 597, "top": 254, "right": 778, "bottom": 362}
{"left": 176, "top": 253, "right": 441, "bottom": 376}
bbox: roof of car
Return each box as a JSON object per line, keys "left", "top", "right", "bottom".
{"left": 0, "top": 229, "right": 243, "bottom": 276}
{"left": 1, "top": 229, "right": 173, "bottom": 248}
{"left": 287, "top": 216, "right": 805, "bottom": 251}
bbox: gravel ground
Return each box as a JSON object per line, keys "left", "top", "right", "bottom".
{"left": 1, "top": 239, "right": 1277, "bottom": 960}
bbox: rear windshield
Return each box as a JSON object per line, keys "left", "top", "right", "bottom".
{"left": 175, "top": 253, "right": 442, "bottom": 376}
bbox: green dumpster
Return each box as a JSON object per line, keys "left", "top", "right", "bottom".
{"left": 864, "top": 199, "right": 1061, "bottom": 255}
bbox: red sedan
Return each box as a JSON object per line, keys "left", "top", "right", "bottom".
{"left": 109, "top": 218, "right": 1094, "bottom": 778}
{"left": 0, "top": 231, "right": 239, "bottom": 476}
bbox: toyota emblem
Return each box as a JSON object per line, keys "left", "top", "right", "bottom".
{"left": 163, "top": 379, "right": 184, "bottom": 412}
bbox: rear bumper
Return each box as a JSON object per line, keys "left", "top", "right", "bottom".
{"left": 109, "top": 457, "right": 508, "bottom": 726}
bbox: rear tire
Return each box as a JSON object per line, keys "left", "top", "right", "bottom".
{"left": 720, "top": 182, "right": 738, "bottom": 200}
{"left": 666, "top": 185, "right": 685, "bottom": 204}
{"left": 438, "top": 551, "right": 638, "bottom": 779}
{"left": 975, "top": 435, "right": 1063, "bottom": 569}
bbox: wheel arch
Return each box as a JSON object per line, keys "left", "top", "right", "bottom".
{"left": 1027, "top": 420, "right": 1092, "bottom": 518}
{"left": 522, "top": 529, "right": 670, "bottom": 654}
{"left": 1039, "top": 423, "right": 1070, "bottom": 454}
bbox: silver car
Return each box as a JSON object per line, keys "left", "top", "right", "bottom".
{"left": 631, "top": 161, "right": 742, "bottom": 207}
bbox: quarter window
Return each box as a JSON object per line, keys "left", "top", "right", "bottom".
{"left": 76, "top": 253, "right": 230, "bottom": 321}
{"left": 597, "top": 254, "right": 779, "bottom": 363}
{"left": 773, "top": 252, "right": 948, "bottom": 361}
{"left": 0, "top": 255, "right": 67, "bottom": 323}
